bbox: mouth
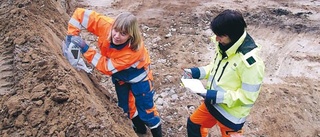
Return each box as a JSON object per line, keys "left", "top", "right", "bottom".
{"left": 113, "top": 38, "right": 120, "bottom": 43}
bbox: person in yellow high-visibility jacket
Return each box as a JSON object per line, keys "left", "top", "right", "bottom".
{"left": 65, "top": 8, "right": 162, "bottom": 137}
{"left": 183, "top": 9, "right": 265, "bottom": 137}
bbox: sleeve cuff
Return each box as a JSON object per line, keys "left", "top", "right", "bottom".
{"left": 81, "top": 44, "right": 89, "bottom": 53}
{"left": 205, "top": 90, "right": 217, "bottom": 105}
{"left": 190, "top": 67, "right": 201, "bottom": 79}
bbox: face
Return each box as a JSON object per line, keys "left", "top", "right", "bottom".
{"left": 215, "top": 35, "right": 231, "bottom": 46}
{"left": 111, "top": 29, "right": 131, "bottom": 45}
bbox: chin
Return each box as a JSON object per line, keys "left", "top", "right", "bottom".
{"left": 112, "top": 40, "right": 119, "bottom": 45}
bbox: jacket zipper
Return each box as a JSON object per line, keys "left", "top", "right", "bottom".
{"left": 218, "top": 62, "right": 229, "bottom": 82}
{"left": 210, "top": 57, "right": 230, "bottom": 89}
{"left": 210, "top": 59, "right": 222, "bottom": 89}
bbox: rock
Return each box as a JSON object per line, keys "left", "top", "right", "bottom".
{"left": 155, "top": 97, "right": 164, "bottom": 105}
{"left": 14, "top": 114, "right": 25, "bottom": 128}
{"left": 31, "top": 91, "right": 46, "bottom": 101}
{"left": 32, "top": 84, "right": 46, "bottom": 92}
{"left": 171, "top": 94, "right": 178, "bottom": 100}
{"left": 51, "top": 92, "right": 69, "bottom": 103}
{"left": 165, "top": 32, "right": 172, "bottom": 38}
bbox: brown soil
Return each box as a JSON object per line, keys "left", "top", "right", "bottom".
{"left": 0, "top": 0, "right": 319, "bottom": 137}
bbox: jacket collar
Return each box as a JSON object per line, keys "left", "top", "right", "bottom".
{"left": 110, "top": 40, "right": 130, "bottom": 50}
{"left": 225, "top": 31, "right": 247, "bottom": 57}
{"left": 215, "top": 31, "right": 247, "bottom": 58}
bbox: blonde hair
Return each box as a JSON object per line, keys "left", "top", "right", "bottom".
{"left": 108, "top": 12, "right": 142, "bottom": 51}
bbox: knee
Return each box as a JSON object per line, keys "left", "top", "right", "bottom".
{"left": 187, "top": 117, "right": 197, "bottom": 128}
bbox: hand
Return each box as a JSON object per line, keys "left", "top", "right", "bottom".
{"left": 181, "top": 68, "right": 192, "bottom": 79}
{"left": 65, "top": 35, "right": 72, "bottom": 48}
{"left": 62, "top": 35, "right": 73, "bottom": 57}
{"left": 197, "top": 92, "right": 206, "bottom": 98}
{"left": 71, "top": 36, "right": 89, "bottom": 53}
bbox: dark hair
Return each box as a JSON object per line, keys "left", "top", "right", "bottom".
{"left": 210, "top": 9, "right": 247, "bottom": 42}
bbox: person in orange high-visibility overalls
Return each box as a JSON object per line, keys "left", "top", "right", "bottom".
{"left": 65, "top": 8, "right": 162, "bottom": 137}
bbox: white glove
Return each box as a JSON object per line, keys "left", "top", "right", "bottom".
{"left": 62, "top": 41, "right": 92, "bottom": 73}
{"left": 75, "top": 57, "right": 93, "bottom": 73}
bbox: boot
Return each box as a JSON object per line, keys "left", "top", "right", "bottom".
{"left": 151, "top": 124, "right": 162, "bottom": 137}
{"left": 132, "top": 116, "right": 147, "bottom": 134}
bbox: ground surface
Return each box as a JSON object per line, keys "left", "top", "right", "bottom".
{"left": 0, "top": 0, "right": 320, "bottom": 137}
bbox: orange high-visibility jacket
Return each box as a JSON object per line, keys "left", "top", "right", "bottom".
{"left": 68, "top": 8, "right": 153, "bottom": 83}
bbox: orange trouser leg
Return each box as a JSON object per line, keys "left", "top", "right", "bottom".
{"left": 115, "top": 81, "right": 137, "bottom": 119}
{"left": 190, "top": 102, "right": 244, "bottom": 137}
{"left": 128, "top": 90, "right": 137, "bottom": 119}
{"left": 189, "top": 102, "right": 217, "bottom": 137}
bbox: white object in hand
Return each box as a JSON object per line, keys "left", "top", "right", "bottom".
{"left": 180, "top": 78, "right": 206, "bottom": 94}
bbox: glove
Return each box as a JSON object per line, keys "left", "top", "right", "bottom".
{"left": 63, "top": 35, "right": 73, "bottom": 57}
{"left": 71, "top": 36, "right": 89, "bottom": 53}
{"left": 65, "top": 35, "right": 72, "bottom": 47}
{"left": 61, "top": 35, "right": 92, "bottom": 73}
{"left": 182, "top": 68, "right": 192, "bottom": 79}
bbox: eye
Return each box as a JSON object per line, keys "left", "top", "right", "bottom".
{"left": 120, "top": 32, "right": 127, "bottom": 36}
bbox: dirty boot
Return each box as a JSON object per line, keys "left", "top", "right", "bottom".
{"left": 151, "top": 124, "right": 162, "bottom": 137}
{"left": 132, "top": 116, "right": 147, "bottom": 134}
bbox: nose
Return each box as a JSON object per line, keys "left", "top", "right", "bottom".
{"left": 113, "top": 31, "right": 120, "bottom": 38}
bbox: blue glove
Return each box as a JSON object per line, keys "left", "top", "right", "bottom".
{"left": 71, "top": 36, "right": 89, "bottom": 53}
{"left": 65, "top": 35, "right": 72, "bottom": 47}
{"left": 62, "top": 35, "right": 73, "bottom": 57}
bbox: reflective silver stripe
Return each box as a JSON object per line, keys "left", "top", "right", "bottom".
{"left": 68, "top": 18, "right": 81, "bottom": 29}
{"left": 208, "top": 75, "right": 213, "bottom": 83}
{"left": 242, "top": 82, "right": 261, "bottom": 92}
{"left": 131, "top": 61, "right": 139, "bottom": 68}
{"left": 91, "top": 53, "right": 101, "bottom": 67}
{"left": 128, "top": 71, "right": 147, "bottom": 83}
{"left": 199, "top": 67, "right": 206, "bottom": 79}
{"left": 91, "top": 54, "right": 119, "bottom": 74}
{"left": 216, "top": 91, "right": 225, "bottom": 103}
{"left": 208, "top": 75, "right": 226, "bottom": 92}
{"left": 242, "top": 104, "right": 253, "bottom": 107}
{"left": 213, "top": 104, "right": 247, "bottom": 124}
{"left": 132, "top": 111, "right": 138, "bottom": 118}
{"left": 82, "top": 9, "right": 92, "bottom": 29}
{"left": 124, "top": 61, "right": 139, "bottom": 70}
{"left": 150, "top": 120, "right": 161, "bottom": 129}
{"left": 212, "top": 80, "right": 226, "bottom": 93}
{"left": 107, "top": 58, "right": 118, "bottom": 74}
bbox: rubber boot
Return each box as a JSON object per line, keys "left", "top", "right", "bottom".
{"left": 151, "top": 124, "right": 162, "bottom": 137}
{"left": 132, "top": 116, "right": 147, "bottom": 134}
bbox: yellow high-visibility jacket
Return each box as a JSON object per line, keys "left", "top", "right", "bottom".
{"left": 190, "top": 31, "right": 265, "bottom": 130}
